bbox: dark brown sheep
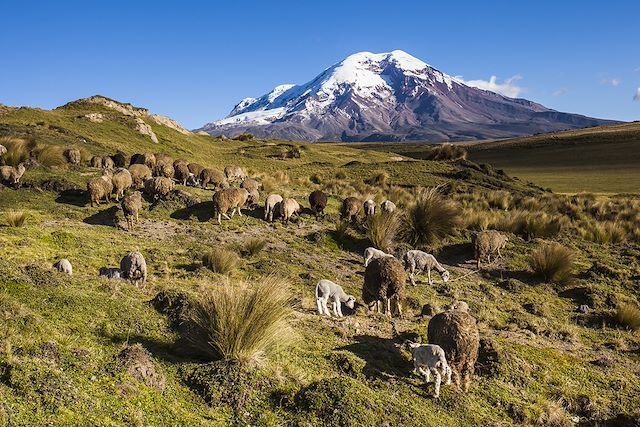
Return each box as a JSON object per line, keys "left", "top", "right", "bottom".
{"left": 427, "top": 310, "right": 479, "bottom": 392}
{"left": 121, "top": 191, "right": 142, "bottom": 230}
{"left": 187, "top": 163, "right": 205, "bottom": 177}
{"left": 212, "top": 188, "right": 249, "bottom": 225}
{"left": 130, "top": 152, "right": 156, "bottom": 169}
{"left": 309, "top": 190, "right": 328, "bottom": 219}
{"left": 362, "top": 257, "right": 406, "bottom": 317}
{"left": 174, "top": 162, "right": 191, "bottom": 185}
{"left": 111, "top": 152, "right": 126, "bottom": 168}
{"left": 341, "top": 197, "right": 361, "bottom": 223}
{"left": 200, "top": 168, "right": 228, "bottom": 189}
{"left": 240, "top": 178, "right": 260, "bottom": 192}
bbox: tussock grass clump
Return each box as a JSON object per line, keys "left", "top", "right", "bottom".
{"left": 366, "top": 212, "right": 401, "bottom": 252}
{"left": 33, "top": 144, "right": 67, "bottom": 167}
{"left": 486, "top": 190, "right": 511, "bottom": 210}
{"left": 241, "top": 238, "right": 267, "bottom": 257}
{"left": 615, "top": 303, "right": 640, "bottom": 331}
{"left": 5, "top": 210, "right": 27, "bottom": 227}
{"left": 333, "top": 219, "right": 350, "bottom": 243}
{"left": 0, "top": 137, "right": 36, "bottom": 166}
{"left": 365, "top": 170, "right": 390, "bottom": 187}
{"left": 580, "top": 221, "right": 627, "bottom": 245}
{"left": 185, "top": 277, "right": 293, "bottom": 364}
{"left": 202, "top": 248, "right": 239, "bottom": 275}
{"left": 386, "top": 185, "right": 413, "bottom": 208}
{"left": 529, "top": 242, "right": 575, "bottom": 284}
{"left": 335, "top": 171, "right": 347, "bottom": 180}
{"left": 423, "top": 143, "right": 467, "bottom": 161}
{"left": 401, "top": 187, "right": 459, "bottom": 249}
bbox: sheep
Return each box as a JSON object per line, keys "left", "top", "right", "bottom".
{"left": 120, "top": 251, "right": 147, "bottom": 287}
{"left": 212, "top": 187, "right": 249, "bottom": 224}
{"left": 173, "top": 158, "right": 189, "bottom": 168}
{"left": 381, "top": 200, "right": 397, "bottom": 213}
{"left": 187, "top": 162, "right": 205, "bottom": 177}
{"left": 154, "top": 161, "right": 174, "bottom": 179}
{"left": 90, "top": 156, "right": 104, "bottom": 168}
{"left": 363, "top": 247, "right": 394, "bottom": 267}
{"left": 341, "top": 197, "right": 361, "bottom": 223}
{"left": 363, "top": 199, "right": 376, "bottom": 217}
{"left": 143, "top": 177, "right": 174, "bottom": 201}
{"left": 246, "top": 188, "right": 260, "bottom": 208}
{"left": 99, "top": 267, "right": 122, "bottom": 279}
{"left": 264, "top": 194, "right": 283, "bottom": 222}
{"left": 111, "top": 152, "right": 126, "bottom": 168}
{"left": 427, "top": 309, "right": 479, "bottom": 393}
{"left": 473, "top": 230, "right": 508, "bottom": 269}
{"left": 0, "top": 164, "right": 26, "bottom": 188}
{"left": 200, "top": 168, "right": 228, "bottom": 189}
{"left": 240, "top": 178, "right": 260, "bottom": 192}
{"left": 121, "top": 191, "right": 142, "bottom": 230}
{"left": 448, "top": 300, "right": 470, "bottom": 313}
{"left": 128, "top": 164, "right": 152, "bottom": 188}
{"left": 277, "top": 198, "right": 300, "bottom": 225}
{"left": 362, "top": 256, "right": 406, "bottom": 317}
{"left": 185, "top": 173, "right": 199, "bottom": 187}
{"left": 0, "top": 144, "right": 6, "bottom": 157}
{"left": 111, "top": 168, "right": 133, "bottom": 201}
{"left": 403, "top": 250, "right": 450, "bottom": 286}
{"left": 308, "top": 190, "right": 328, "bottom": 220}
{"left": 103, "top": 156, "right": 115, "bottom": 170}
{"left": 130, "top": 152, "right": 156, "bottom": 169}
{"left": 53, "top": 259, "right": 73, "bottom": 276}
{"left": 154, "top": 153, "right": 173, "bottom": 164}
{"left": 315, "top": 279, "right": 356, "bottom": 317}
{"left": 87, "top": 170, "right": 113, "bottom": 207}
{"left": 173, "top": 162, "right": 191, "bottom": 186}
{"left": 224, "top": 165, "right": 246, "bottom": 183}
{"left": 408, "top": 343, "right": 452, "bottom": 398}
{"left": 64, "top": 148, "right": 81, "bottom": 165}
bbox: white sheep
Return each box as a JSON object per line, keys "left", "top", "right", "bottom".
{"left": 363, "top": 247, "right": 394, "bottom": 267}
{"left": 315, "top": 279, "right": 356, "bottom": 318}
{"left": 363, "top": 199, "right": 376, "bottom": 217}
{"left": 264, "top": 194, "right": 283, "bottom": 222}
{"left": 53, "top": 259, "right": 73, "bottom": 276}
{"left": 403, "top": 250, "right": 450, "bottom": 286}
{"left": 0, "top": 144, "right": 7, "bottom": 157}
{"left": 408, "top": 343, "right": 452, "bottom": 398}
{"left": 381, "top": 200, "right": 396, "bottom": 213}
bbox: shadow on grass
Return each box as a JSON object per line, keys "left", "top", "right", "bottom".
{"left": 171, "top": 201, "right": 214, "bottom": 222}
{"left": 55, "top": 189, "right": 87, "bottom": 207}
{"left": 436, "top": 242, "right": 474, "bottom": 267}
{"left": 83, "top": 206, "right": 119, "bottom": 227}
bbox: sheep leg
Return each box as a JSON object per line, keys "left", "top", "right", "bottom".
{"left": 427, "top": 268, "right": 433, "bottom": 286}
{"left": 336, "top": 300, "right": 344, "bottom": 317}
{"left": 230, "top": 208, "right": 236, "bottom": 218}
{"left": 386, "top": 298, "right": 392, "bottom": 317}
{"left": 323, "top": 299, "right": 331, "bottom": 316}
{"left": 419, "top": 367, "right": 430, "bottom": 383}
{"left": 431, "top": 368, "right": 442, "bottom": 398}
{"left": 409, "top": 267, "right": 417, "bottom": 286}
{"left": 217, "top": 213, "right": 222, "bottom": 225}
{"left": 444, "top": 365, "right": 452, "bottom": 385}
{"left": 395, "top": 296, "right": 403, "bottom": 317}
{"left": 237, "top": 207, "right": 243, "bottom": 217}
{"left": 223, "top": 212, "right": 231, "bottom": 220}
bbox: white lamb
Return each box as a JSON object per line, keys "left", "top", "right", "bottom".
{"left": 315, "top": 279, "right": 356, "bottom": 318}
{"left": 403, "top": 250, "right": 450, "bottom": 286}
{"left": 363, "top": 246, "right": 394, "bottom": 267}
{"left": 54, "top": 259, "right": 73, "bottom": 276}
{"left": 363, "top": 199, "right": 376, "bottom": 217}
{"left": 408, "top": 342, "right": 452, "bottom": 398}
{"left": 264, "top": 194, "right": 283, "bottom": 222}
{"left": 381, "top": 200, "right": 396, "bottom": 213}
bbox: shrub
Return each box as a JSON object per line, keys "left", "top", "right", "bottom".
{"left": 241, "top": 238, "right": 266, "bottom": 257}
{"left": 486, "top": 190, "right": 511, "bottom": 210}
{"left": 184, "top": 277, "right": 293, "bottom": 364}
{"left": 309, "top": 173, "right": 322, "bottom": 185}
{"left": 335, "top": 171, "right": 347, "bottom": 180}
{"left": 5, "top": 210, "right": 26, "bottom": 227}
{"left": 34, "top": 144, "right": 66, "bottom": 167}
{"left": 202, "top": 248, "right": 239, "bottom": 275}
{"left": 366, "top": 212, "right": 401, "bottom": 252}
{"left": 580, "top": 221, "right": 627, "bottom": 244}
{"left": 0, "top": 137, "right": 36, "bottom": 166}
{"left": 365, "top": 170, "right": 389, "bottom": 187}
{"left": 401, "top": 187, "right": 459, "bottom": 249}
{"left": 423, "top": 143, "right": 467, "bottom": 161}
{"left": 528, "top": 242, "right": 575, "bottom": 283}
{"left": 233, "top": 133, "right": 254, "bottom": 141}
{"left": 334, "top": 219, "right": 350, "bottom": 243}
{"left": 615, "top": 303, "right": 640, "bottom": 331}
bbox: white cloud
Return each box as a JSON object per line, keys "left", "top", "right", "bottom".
{"left": 601, "top": 77, "right": 621, "bottom": 86}
{"left": 461, "top": 75, "right": 525, "bottom": 98}
{"left": 634, "top": 88, "right": 640, "bottom": 101}
{"left": 553, "top": 87, "right": 569, "bottom": 97}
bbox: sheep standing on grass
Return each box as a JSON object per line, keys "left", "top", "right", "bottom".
{"left": 363, "top": 257, "right": 406, "bottom": 317}
{"left": 120, "top": 251, "right": 147, "bottom": 287}
{"left": 111, "top": 152, "right": 127, "bottom": 168}
{"left": 315, "top": 279, "right": 356, "bottom": 317}
{"left": 144, "top": 177, "right": 175, "bottom": 201}
{"left": 381, "top": 200, "right": 396, "bottom": 213}
{"left": 103, "top": 156, "right": 115, "bottom": 170}
{"left": 224, "top": 165, "right": 246, "bottom": 184}
{"left": 408, "top": 343, "right": 452, "bottom": 398}
{"left": 99, "top": 267, "right": 122, "bottom": 279}
{"left": 64, "top": 148, "right": 81, "bottom": 165}
{"left": 90, "top": 156, "right": 104, "bottom": 168}
{"left": 264, "top": 194, "right": 283, "bottom": 222}
{"left": 473, "top": 230, "right": 508, "bottom": 269}
{"left": 121, "top": 191, "right": 142, "bottom": 230}
{"left": 240, "top": 178, "right": 260, "bottom": 192}
{"left": 363, "top": 247, "right": 394, "bottom": 267}
{"left": 200, "top": 168, "right": 228, "bottom": 190}
{"left": 363, "top": 199, "right": 376, "bottom": 217}
{"left": 54, "top": 259, "right": 73, "bottom": 276}
{"left": 403, "top": 250, "right": 450, "bottom": 286}
{"left": 111, "top": 168, "right": 133, "bottom": 201}
{"left": 212, "top": 187, "right": 249, "bottom": 224}
{"left": 341, "top": 197, "right": 361, "bottom": 224}
{"left": 174, "top": 162, "right": 191, "bottom": 186}
{"left": 309, "top": 190, "right": 328, "bottom": 220}
{"left": 128, "top": 164, "right": 152, "bottom": 188}
{"left": 187, "top": 163, "right": 204, "bottom": 177}
{"left": 87, "top": 170, "right": 113, "bottom": 207}
{"left": 0, "top": 164, "right": 26, "bottom": 188}
{"left": 278, "top": 198, "right": 301, "bottom": 225}
{"left": 154, "top": 161, "right": 175, "bottom": 179}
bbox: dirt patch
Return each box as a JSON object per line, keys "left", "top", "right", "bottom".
{"left": 116, "top": 344, "right": 165, "bottom": 390}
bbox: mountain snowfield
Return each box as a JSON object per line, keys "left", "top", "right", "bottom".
{"left": 198, "top": 50, "right": 615, "bottom": 142}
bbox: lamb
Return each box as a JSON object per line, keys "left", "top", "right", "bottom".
{"left": 173, "top": 162, "right": 191, "bottom": 186}
{"left": 381, "top": 200, "right": 396, "bottom": 213}
{"left": 473, "top": 230, "right": 508, "bottom": 269}
{"left": 187, "top": 163, "right": 205, "bottom": 177}
{"left": 362, "top": 256, "right": 406, "bottom": 317}
{"left": 224, "top": 165, "right": 246, "bottom": 183}
{"left": 403, "top": 250, "right": 450, "bottom": 286}
{"left": 120, "top": 251, "right": 147, "bottom": 287}
{"left": 64, "top": 148, "right": 81, "bottom": 165}
{"left": 128, "top": 164, "right": 152, "bottom": 188}
{"left": 341, "top": 197, "right": 361, "bottom": 223}
{"left": 315, "top": 279, "right": 356, "bottom": 317}
{"left": 90, "top": 156, "right": 104, "bottom": 168}
{"left": 99, "top": 267, "right": 122, "bottom": 279}
{"left": 0, "top": 144, "right": 6, "bottom": 157}
{"left": 87, "top": 170, "right": 113, "bottom": 207}
{"left": 240, "top": 178, "right": 260, "bottom": 192}
{"left": 363, "top": 199, "right": 376, "bottom": 217}
{"left": 363, "top": 246, "right": 393, "bottom": 267}
{"left": 121, "top": 191, "right": 142, "bottom": 230}
{"left": 111, "top": 168, "right": 133, "bottom": 201}
{"left": 0, "top": 164, "right": 26, "bottom": 188}
{"left": 278, "top": 198, "right": 300, "bottom": 225}
{"left": 143, "top": 177, "right": 175, "bottom": 201}
{"left": 212, "top": 187, "right": 249, "bottom": 224}
{"left": 408, "top": 343, "right": 452, "bottom": 398}
{"left": 308, "top": 190, "right": 328, "bottom": 219}
{"left": 53, "top": 259, "right": 73, "bottom": 276}
{"left": 103, "top": 156, "right": 115, "bottom": 170}
{"left": 200, "top": 168, "right": 228, "bottom": 189}
{"left": 427, "top": 309, "right": 479, "bottom": 392}
{"left": 264, "top": 194, "right": 283, "bottom": 222}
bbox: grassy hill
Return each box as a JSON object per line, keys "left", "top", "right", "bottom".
{"left": 0, "top": 98, "right": 639, "bottom": 426}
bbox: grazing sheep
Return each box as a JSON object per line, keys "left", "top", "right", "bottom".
{"left": 111, "top": 152, "right": 126, "bottom": 168}
{"left": 0, "top": 144, "right": 6, "bottom": 157}
{"left": 315, "top": 279, "right": 356, "bottom": 317}
{"left": 363, "top": 199, "right": 376, "bottom": 217}
{"left": 143, "top": 177, "right": 174, "bottom": 201}
{"left": 0, "top": 164, "right": 26, "bottom": 188}
{"left": 200, "top": 168, "right": 228, "bottom": 189}
{"left": 173, "top": 158, "right": 189, "bottom": 168}
{"left": 111, "top": 168, "right": 133, "bottom": 201}
{"left": 120, "top": 251, "right": 147, "bottom": 287}
{"left": 341, "top": 197, "right": 361, "bottom": 223}
{"left": 90, "top": 156, "right": 104, "bottom": 168}
{"left": 240, "top": 178, "right": 260, "bottom": 192}
{"left": 128, "top": 164, "right": 152, "bottom": 188}
{"left": 130, "top": 153, "right": 156, "bottom": 169}
{"left": 154, "top": 161, "right": 174, "bottom": 179}
{"left": 53, "top": 259, "right": 73, "bottom": 276}
{"left": 403, "top": 250, "right": 450, "bottom": 286}
{"left": 224, "top": 165, "right": 246, "bottom": 183}
{"left": 121, "top": 191, "right": 142, "bottom": 230}
{"left": 246, "top": 188, "right": 260, "bottom": 208}
{"left": 187, "top": 163, "right": 204, "bottom": 177}
{"left": 363, "top": 247, "right": 394, "bottom": 267}
{"left": 173, "top": 162, "right": 191, "bottom": 186}
{"left": 64, "top": 148, "right": 81, "bottom": 165}
{"left": 363, "top": 257, "right": 406, "bottom": 317}
{"left": 99, "top": 267, "right": 122, "bottom": 279}
{"left": 278, "top": 198, "right": 300, "bottom": 225}
{"left": 185, "top": 172, "right": 199, "bottom": 187}
{"left": 212, "top": 187, "right": 249, "bottom": 224}
{"left": 154, "top": 153, "right": 173, "bottom": 164}
{"left": 427, "top": 310, "right": 479, "bottom": 393}
{"left": 473, "top": 230, "right": 508, "bottom": 269}
{"left": 308, "top": 190, "right": 328, "bottom": 219}
{"left": 381, "top": 200, "right": 397, "bottom": 213}
{"left": 264, "top": 194, "right": 283, "bottom": 222}
{"left": 448, "top": 300, "right": 470, "bottom": 313}
{"left": 103, "top": 156, "right": 115, "bottom": 170}
{"left": 408, "top": 343, "right": 452, "bottom": 398}
{"left": 87, "top": 170, "right": 113, "bottom": 207}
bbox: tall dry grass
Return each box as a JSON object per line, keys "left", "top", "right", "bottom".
{"left": 5, "top": 210, "right": 27, "bottom": 227}
{"left": 615, "top": 303, "right": 640, "bottom": 331}
{"left": 202, "top": 248, "right": 240, "bottom": 275}
{"left": 529, "top": 242, "right": 575, "bottom": 284}
{"left": 0, "top": 137, "right": 36, "bottom": 166}
{"left": 366, "top": 212, "right": 402, "bottom": 252}
{"left": 401, "top": 187, "right": 459, "bottom": 249}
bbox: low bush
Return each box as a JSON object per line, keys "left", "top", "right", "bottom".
{"left": 366, "top": 212, "right": 401, "bottom": 252}
{"left": 202, "top": 248, "right": 239, "bottom": 275}
{"left": 5, "top": 210, "right": 26, "bottom": 227}
{"left": 615, "top": 303, "right": 640, "bottom": 331}
{"left": 529, "top": 242, "right": 575, "bottom": 284}
{"left": 401, "top": 187, "right": 459, "bottom": 249}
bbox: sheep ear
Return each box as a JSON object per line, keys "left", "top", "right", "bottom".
{"left": 408, "top": 342, "right": 420, "bottom": 349}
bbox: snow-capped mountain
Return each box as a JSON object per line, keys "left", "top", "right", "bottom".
{"left": 197, "top": 50, "right": 615, "bottom": 142}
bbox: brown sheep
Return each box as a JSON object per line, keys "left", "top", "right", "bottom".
{"left": 64, "top": 148, "right": 81, "bottom": 165}
{"left": 341, "top": 197, "right": 361, "bottom": 223}
{"left": 362, "top": 257, "right": 406, "bottom": 317}
{"left": 173, "top": 158, "right": 189, "bottom": 168}
{"left": 112, "top": 168, "right": 133, "bottom": 201}
{"left": 427, "top": 310, "right": 479, "bottom": 393}
{"left": 308, "top": 190, "right": 328, "bottom": 219}
{"left": 103, "top": 156, "right": 115, "bottom": 170}
{"left": 246, "top": 188, "right": 260, "bottom": 208}
{"left": 154, "top": 161, "right": 174, "bottom": 179}
{"left": 111, "top": 152, "right": 126, "bottom": 168}
{"left": 130, "top": 153, "right": 156, "bottom": 169}
{"left": 276, "top": 198, "right": 300, "bottom": 225}
{"left": 0, "top": 164, "right": 26, "bottom": 188}
{"left": 143, "top": 177, "right": 174, "bottom": 201}
{"left": 121, "top": 191, "right": 142, "bottom": 230}
{"left": 473, "top": 230, "right": 508, "bottom": 269}
{"left": 87, "top": 170, "right": 113, "bottom": 207}
{"left": 224, "top": 165, "right": 246, "bottom": 183}
{"left": 187, "top": 163, "right": 205, "bottom": 177}
{"left": 240, "top": 178, "right": 260, "bottom": 192}
{"left": 128, "top": 164, "right": 152, "bottom": 188}
{"left": 174, "top": 162, "right": 191, "bottom": 186}
{"left": 90, "top": 156, "right": 104, "bottom": 168}
{"left": 212, "top": 187, "right": 249, "bottom": 225}
{"left": 200, "top": 168, "right": 228, "bottom": 189}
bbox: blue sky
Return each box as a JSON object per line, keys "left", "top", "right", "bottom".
{"left": 1, "top": 0, "right": 639, "bottom": 128}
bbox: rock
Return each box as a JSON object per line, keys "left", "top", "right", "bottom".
{"left": 83, "top": 113, "right": 104, "bottom": 123}
{"left": 151, "top": 114, "right": 192, "bottom": 135}
{"left": 134, "top": 117, "right": 159, "bottom": 143}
